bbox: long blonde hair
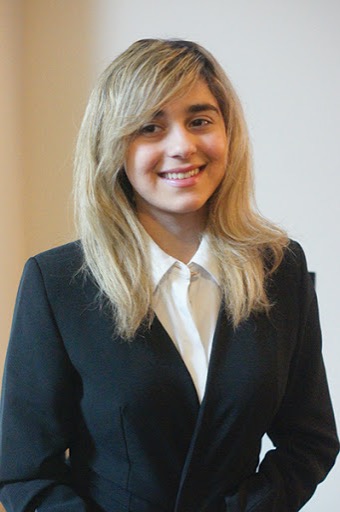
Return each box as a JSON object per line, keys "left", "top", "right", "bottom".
{"left": 74, "top": 38, "right": 288, "bottom": 339}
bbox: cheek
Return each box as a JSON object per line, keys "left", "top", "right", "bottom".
{"left": 125, "top": 143, "right": 161, "bottom": 178}
{"left": 205, "top": 133, "right": 228, "bottom": 164}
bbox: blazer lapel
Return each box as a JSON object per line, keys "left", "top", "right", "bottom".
{"left": 147, "top": 315, "right": 201, "bottom": 416}
{"left": 174, "top": 308, "right": 281, "bottom": 511}
{"left": 174, "top": 307, "right": 232, "bottom": 511}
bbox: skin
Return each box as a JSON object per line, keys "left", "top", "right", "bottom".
{"left": 125, "top": 79, "right": 228, "bottom": 262}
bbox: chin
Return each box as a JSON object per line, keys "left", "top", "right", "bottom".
{"left": 170, "top": 202, "right": 208, "bottom": 216}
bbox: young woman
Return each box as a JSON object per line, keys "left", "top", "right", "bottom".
{"left": 0, "top": 39, "right": 338, "bottom": 512}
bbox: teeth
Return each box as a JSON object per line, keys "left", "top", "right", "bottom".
{"left": 162, "top": 168, "right": 200, "bottom": 180}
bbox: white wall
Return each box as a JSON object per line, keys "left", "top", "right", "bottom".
{"left": 93, "top": 0, "right": 340, "bottom": 509}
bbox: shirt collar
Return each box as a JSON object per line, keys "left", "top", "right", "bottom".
{"left": 190, "top": 234, "right": 221, "bottom": 286}
{"left": 146, "top": 232, "right": 221, "bottom": 292}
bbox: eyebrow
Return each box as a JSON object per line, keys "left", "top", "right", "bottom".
{"left": 154, "top": 103, "right": 220, "bottom": 118}
{"left": 188, "top": 103, "right": 220, "bottom": 114}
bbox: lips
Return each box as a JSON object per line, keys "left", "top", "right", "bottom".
{"left": 160, "top": 166, "right": 204, "bottom": 180}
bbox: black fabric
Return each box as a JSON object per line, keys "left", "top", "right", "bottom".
{"left": 0, "top": 241, "right": 338, "bottom": 512}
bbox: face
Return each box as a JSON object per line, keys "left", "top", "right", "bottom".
{"left": 124, "top": 79, "right": 228, "bottom": 227}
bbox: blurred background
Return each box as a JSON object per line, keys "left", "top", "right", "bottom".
{"left": 1, "top": 0, "right": 339, "bottom": 509}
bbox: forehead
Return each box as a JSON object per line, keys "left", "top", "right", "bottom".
{"left": 154, "top": 79, "right": 221, "bottom": 117}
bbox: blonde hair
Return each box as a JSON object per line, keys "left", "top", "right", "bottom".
{"left": 74, "top": 38, "right": 288, "bottom": 339}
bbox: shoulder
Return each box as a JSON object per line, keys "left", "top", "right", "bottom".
{"left": 268, "top": 239, "right": 314, "bottom": 308}
{"left": 32, "top": 240, "right": 84, "bottom": 275}
{"left": 22, "top": 241, "right": 86, "bottom": 292}
{"left": 20, "top": 241, "right": 92, "bottom": 305}
{"left": 279, "top": 239, "right": 308, "bottom": 275}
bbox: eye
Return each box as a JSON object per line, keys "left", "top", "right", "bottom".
{"left": 190, "top": 118, "right": 211, "bottom": 128}
{"left": 138, "top": 123, "right": 163, "bottom": 136}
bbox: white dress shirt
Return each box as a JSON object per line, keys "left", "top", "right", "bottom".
{"left": 148, "top": 235, "right": 222, "bottom": 402}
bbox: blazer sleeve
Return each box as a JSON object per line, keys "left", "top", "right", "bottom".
{"left": 0, "top": 258, "right": 90, "bottom": 511}
{"left": 225, "top": 243, "right": 339, "bottom": 512}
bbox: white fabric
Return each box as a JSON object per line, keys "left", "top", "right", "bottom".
{"left": 148, "top": 235, "right": 222, "bottom": 402}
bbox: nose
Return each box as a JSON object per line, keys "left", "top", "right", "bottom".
{"left": 165, "top": 126, "right": 197, "bottom": 159}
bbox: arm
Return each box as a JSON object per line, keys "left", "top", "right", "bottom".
{"left": 0, "top": 258, "right": 91, "bottom": 511}
{"left": 225, "top": 243, "right": 339, "bottom": 511}
{"left": 262, "top": 274, "right": 338, "bottom": 510}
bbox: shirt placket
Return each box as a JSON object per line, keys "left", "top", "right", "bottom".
{"left": 173, "top": 264, "right": 208, "bottom": 401}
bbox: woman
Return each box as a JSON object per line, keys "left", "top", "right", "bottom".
{"left": 0, "top": 39, "right": 338, "bottom": 512}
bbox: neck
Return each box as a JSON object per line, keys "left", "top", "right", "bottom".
{"left": 138, "top": 209, "right": 207, "bottom": 264}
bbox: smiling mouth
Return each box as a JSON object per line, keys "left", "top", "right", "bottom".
{"left": 161, "top": 167, "right": 202, "bottom": 180}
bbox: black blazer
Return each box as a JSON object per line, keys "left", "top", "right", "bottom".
{"left": 0, "top": 241, "right": 338, "bottom": 512}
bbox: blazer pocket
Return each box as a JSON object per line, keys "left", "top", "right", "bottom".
{"left": 85, "top": 469, "right": 129, "bottom": 510}
{"left": 224, "top": 473, "right": 275, "bottom": 512}
{"left": 129, "top": 492, "right": 170, "bottom": 512}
